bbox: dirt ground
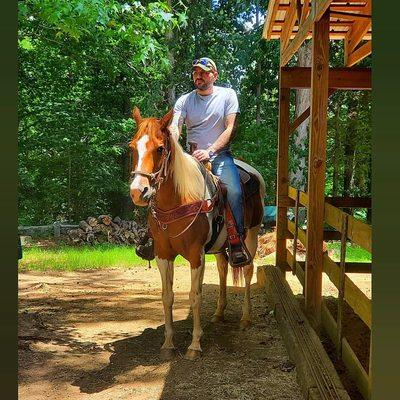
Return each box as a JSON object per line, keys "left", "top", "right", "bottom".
{"left": 19, "top": 263, "right": 304, "bottom": 400}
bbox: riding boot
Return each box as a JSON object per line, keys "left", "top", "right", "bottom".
{"left": 135, "top": 230, "right": 155, "bottom": 261}
{"left": 225, "top": 204, "right": 252, "bottom": 267}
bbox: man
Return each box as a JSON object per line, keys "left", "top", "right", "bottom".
{"left": 169, "top": 57, "right": 250, "bottom": 267}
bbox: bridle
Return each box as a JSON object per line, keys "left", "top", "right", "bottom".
{"left": 130, "top": 131, "right": 171, "bottom": 194}
{"left": 129, "top": 128, "right": 209, "bottom": 239}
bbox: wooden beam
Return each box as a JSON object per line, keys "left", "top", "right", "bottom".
{"left": 321, "top": 304, "right": 371, "bottom": 400}
{"left": 278, "top": 4, "right": 369, "bottom": 13}
{"left": 281, "top": 67, "right": 372, "bottom": 90}
{"left": 297, "top": 261, "right": 372, "bottom": 274}
{"left": 300, "top": 0, "right": 310, "bottom": 24}
{"left": 346, "top": 40, "right": 372, "bottom": 67}
{"left": 281, "top": 0, "right": 298, "bottom": 51}
{"left": 262, "top": 0, "right": 280, "bottom": 40}
{"left": 280, "top": 11, "right": 313, "bottom": 66}
{"left": 289, "top": 89, "right": 336, "bottom": 135}
{"left": 276, "top": 75, "right": 291, "bottom": 274}
{"left": 324, "top": 203, "right": 372, "bottom": 253}
{"left": 325, "top": 196, "right": 372, "bottom": 208}
{"left": 274, "top": 20, "right": 356, "bottom": 27}
{"left": 330, "top": 11, "right": 371, "bottom": 21}
{"left": 305, "top": 10, "right": 330, "bottom": 329}
{"left": 323, "top": 254, "right": 371, "bottom": 328}
{"left": 344, "top": 0, "right": 372, "bottom": 58}
{"left": 264, "top": 266, "right": 352, "bottom": 400}
{"left": 287, "top": 248, "right": 305, "bottom": 287}
{"left": 271, "top": 32, "right": 371, "bottom": 41}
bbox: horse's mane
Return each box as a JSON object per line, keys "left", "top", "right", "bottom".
{"left": 169, "top": 135, "right": 205, "bottom": 203}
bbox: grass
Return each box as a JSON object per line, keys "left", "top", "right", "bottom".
{"left": 19, "top": 243, "right": 216, "bottom": 271}
{"left": 326, "top": 242, "right": 371, "bottom": 262}
{"left": 19, "top": 241, "right": 371, "bottom": 272}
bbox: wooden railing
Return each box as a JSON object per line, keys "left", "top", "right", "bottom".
{"left": 285, "top": 186, "right": 372, "bottom": 400}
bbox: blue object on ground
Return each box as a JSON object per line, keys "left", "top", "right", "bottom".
{"left": 263, "top": 205, "right": 276, "bottom": 226}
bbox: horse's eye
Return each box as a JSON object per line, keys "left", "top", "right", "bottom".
{"left": 157, "top": 146, "right": 164, "bottom": 154}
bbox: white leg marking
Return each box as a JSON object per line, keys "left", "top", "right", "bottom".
{"left": 213, "top": 253, "right": 228, "bottom": 319}
{"left": 188, "top": 251, "right": 205, "bottom": 352}
{"left": 156, "top": 256, "right": 175, "bottom": 349}
{"left": 130, "top": 135, "right": 149, "bottom": 191}
{"left": 241, "top": 225, "right": 261, "bottom": 325}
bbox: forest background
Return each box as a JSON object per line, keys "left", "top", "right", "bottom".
{"left": 18, "top": 0, "right": 371, "bottom": 225}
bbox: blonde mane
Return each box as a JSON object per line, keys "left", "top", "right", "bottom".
{"left": 169, "top": 135, "right": 205, "bottom": 203}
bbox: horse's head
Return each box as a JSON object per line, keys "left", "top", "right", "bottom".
{"left": 129, "top": 107, "right": 173, "bottom": 206}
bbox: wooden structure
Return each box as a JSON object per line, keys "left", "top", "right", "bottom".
{"left": 262, "top": 1, "right": 372, "bottom": 399}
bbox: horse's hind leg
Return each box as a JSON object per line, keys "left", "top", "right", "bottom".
{"left": 212, "top": 252, "right": 228, "bottom": 323}
{"left": 240, "top": 225, "right": 260, "bottom": 330}
{"left": 185, "top": 250, "right": 205, "bottom": 360}
{"left": 156, "top": 256, "right": 176, "bottom": 360}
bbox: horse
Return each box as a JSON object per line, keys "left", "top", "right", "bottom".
{"left": 129, "top": 107, "right": 265, "bottom": 360}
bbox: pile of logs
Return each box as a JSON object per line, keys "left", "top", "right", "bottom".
{"left": 256, "top": 228, "right": 329, "bottom": 259}
{"left": 67, "top": 215, "right": 146, "bottom": 245}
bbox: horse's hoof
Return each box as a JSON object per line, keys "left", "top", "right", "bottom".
{"left": 160, "top": 348, "right": 176, "bottom": 360}
{"left": 240, "top": 320, "right": 252, "bottom": 330}
{"left": 184, "top": 349, "right": 202, "bottom": 360}
{"left": 211, "top": 314, "right": 225, "bottom": 323}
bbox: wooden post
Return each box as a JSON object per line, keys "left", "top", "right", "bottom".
{"left": 292, "top": 189, "right": 300, "bottom": 275}
{"left": 337, "top": 214, "right": 348, "bottom": 357}
{"left": 276, "top": 71, "right": 290, "bottom": 275}
{"left": 305, "top": 9, "right": 330, "bottom": 329}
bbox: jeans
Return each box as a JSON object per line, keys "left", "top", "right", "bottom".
{"left": 211, "top": 151, "right": 244, "bottom": 235}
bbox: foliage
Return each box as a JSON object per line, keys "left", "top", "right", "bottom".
{"left": 18, "top": 0, "right": 371, "bottom": 224}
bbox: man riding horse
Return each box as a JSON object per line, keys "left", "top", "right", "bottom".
{"left": 168, "top": 57, "right": 251, "bottom": 267}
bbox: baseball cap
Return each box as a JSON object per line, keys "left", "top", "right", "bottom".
{"left": 192, "top": 57, "right": 218, "bottom": 72}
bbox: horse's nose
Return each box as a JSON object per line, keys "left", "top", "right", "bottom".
{"left": 140, "top": 186, "right": 155, "bottom": 202}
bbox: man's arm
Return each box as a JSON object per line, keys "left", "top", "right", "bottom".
{"left": 193, "top": 113, "right": 238, "bottom": 162}
{"left": 169, "top": 114, "right": 184, "bottom": 141}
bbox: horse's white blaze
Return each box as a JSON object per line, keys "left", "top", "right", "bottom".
{"left": 130, "top": 135, "right": 149, "bottom": 191}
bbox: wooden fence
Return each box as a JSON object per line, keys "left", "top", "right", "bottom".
{"left": 285, "top": 186, "right": 372, "bottom": 400}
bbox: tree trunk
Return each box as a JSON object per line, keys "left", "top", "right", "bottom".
{"left": 332, "top": 95, "right": 341, "bottom": 196}
{"left": 165, "top": 0, "right": 176, "bottom": 107}
{"left": 255, "top": 0, "right": 261, "bottom": 124}
{"left": 343, "top": 95, "right": 358, "bottom": 215}
{"left": 290, "top": 41, "right": 312, "bottom": 192}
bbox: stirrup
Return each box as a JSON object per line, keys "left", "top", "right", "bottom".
{"left": 227, "top": 236, "right": 252, "bottom": 268}
{"left": 135, "top": 234, "right": 155, "bottom": 261}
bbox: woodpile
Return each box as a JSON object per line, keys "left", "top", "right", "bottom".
{"left": 257, "top": 229, "right": 277, "bottom": 258}
{"left": 256, "top": 228, "right": 329, "bottom": 259}
{"left": 67, "top": 215, "right": 146, "bottom": 245}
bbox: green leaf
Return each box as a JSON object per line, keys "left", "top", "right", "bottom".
{"left": 19, "top": 37, "right": 35, "bottom": 51}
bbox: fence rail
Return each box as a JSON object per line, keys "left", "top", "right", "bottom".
{"left": 285, "top": 186, "right": 372, "bottom": 400}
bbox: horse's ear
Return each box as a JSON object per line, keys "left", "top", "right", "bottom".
{"left": 160, "top": 108, "right": 174, "bottom": 131}
{"left": 132, "top": 107, "right": 142, "bottom": 126}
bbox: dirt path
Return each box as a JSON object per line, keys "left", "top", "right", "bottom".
{"left": 19, "top": 264, "right": 303, "bottom": 400}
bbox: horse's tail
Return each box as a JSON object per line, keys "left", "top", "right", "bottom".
{"left": 231, "top": 265, "right": 244, "bottom": 287}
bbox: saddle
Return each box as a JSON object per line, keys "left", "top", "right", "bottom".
{"left": 136, "top": 159, "right": 259, "bottom": 260}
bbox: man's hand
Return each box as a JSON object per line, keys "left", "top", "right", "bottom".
{"left": 192, "top": 149, "right": 210, "bottom": 162}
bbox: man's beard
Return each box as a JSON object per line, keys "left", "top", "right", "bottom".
{"left": 194, "top": 80, "right": 212, "bottom": 91}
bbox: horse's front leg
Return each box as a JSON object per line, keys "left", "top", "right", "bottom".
{"left": 240, "top": 225, "right": 260, "bottom": 330}
{"left": 185, "top": 250, "right": 205, "bottom": 360}
{"left": 212, "top": 252, "right": 228, "bottom": 322}
{"left": 156, "top": 256, "right": 176, "bottom": 360}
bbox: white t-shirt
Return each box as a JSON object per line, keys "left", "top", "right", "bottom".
{"left": 172, "top": 86, "right": 240, "bottom": 152}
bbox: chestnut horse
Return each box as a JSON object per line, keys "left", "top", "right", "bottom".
{"left": 129, "top": 107, "right": 265, "bottom": 360}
